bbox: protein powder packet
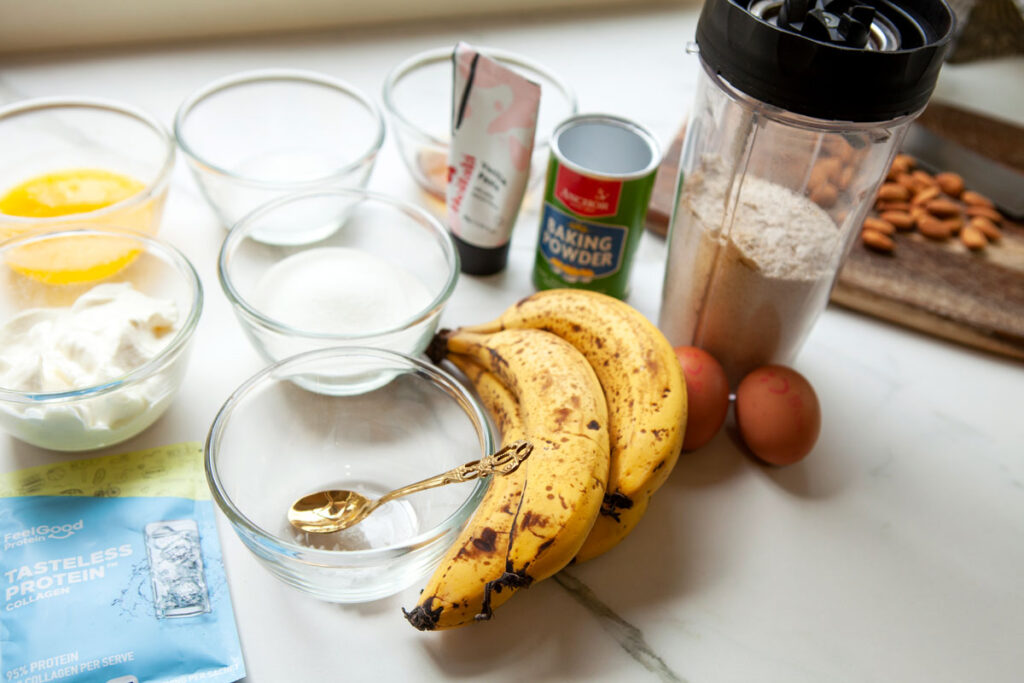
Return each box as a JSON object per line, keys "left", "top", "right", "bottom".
{"left": 0, "top": 442, "right": 245, "bottom": 683}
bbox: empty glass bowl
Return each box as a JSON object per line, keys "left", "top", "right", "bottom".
{"left": 0, "top": 97, "right": 175, "bottom": 241}
{"left": 205, "top": 347, "right": 495, "bottom": 602}
{"left": 382, "top": 46, "right": 578, "bottom": 199}
{"left": 219, "top": 189, "right": 458, "bottom": 369}
{"left": 0, "top": 228, "right": 202, "bottom": 451}
{"left": 175, "top": 69, "right": 384, "bottom": 241}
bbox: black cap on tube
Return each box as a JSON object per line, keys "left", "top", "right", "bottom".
{"left": 695, "top": 0, "right": 956, "bottom": 122}
{"left": 453, "top": 236, "right": 511, "bottom": 276}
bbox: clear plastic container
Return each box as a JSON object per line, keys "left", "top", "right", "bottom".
{"left": 660, "top": 64, "right": 916, "bottom": 382}
{"left": 659, "top": 0, "right": 954, "bottom": 384}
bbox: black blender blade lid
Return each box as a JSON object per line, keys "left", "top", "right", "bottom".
{"left": 695, "top": 0, "right": 956, "bottom": 122}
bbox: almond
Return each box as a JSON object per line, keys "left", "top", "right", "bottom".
{"left": 925, "top": 198, "right": 961, "bottom": 218}
{"left": 896, "top": 172, "right": 918, "bottom": 193}
{"left": 892, "top": 154, "right": 915, "bottom": 174}
{"left": 875, "top": 200, "right": 912, "bottom": 213}
{"left": 862, "top": 229, "right": 894, "bottom": 254}
{"left": 912, "top": 170, "right": 937, "bottom": 189}
{"left": 822, "top": 137, "right": 842, "bottom": 157}
{"left": 918, "top": 217, "right": 953, "bottom": 241}
{"left": 911, "top": 186, "right": 940, "bottom": 206}
{"left": 965, "top": 205, "right": 1002, "bottom": 224}
{"left": 837, "top": 164, "right": 855, "bottom": 191}
{"left": 961, "top": 190, "right": 994, "bottom": 208}
{"left": 879, "top": 211, "right": 914, "bottom": 231}
{"left": 910, "top": 207, "right": 930, "bottom": 229}
{"left": 837, "top": 142, "right": 856, "bottom": 165}
{"left": 943, "top": 216, "right": 964, "bottom": 234}
{"left": 960, "top": 225, "right": 987, "bottom": 250}
{"left": 864, "top": 217, "right": 896, "bottom": 235}
{"left": 808, "top": 163, "right": 830, "bottom": 191}
{"left": 878, "top": 183, "right": 910, "bottom": 202}
{"left": 935, "top": 172, "right": 965, "bottom": 198}
{"left": 969, "top": 216, "right": 1002, "bottom": 242}
{"left": 818, "top": 157, "right": 843, "bottom": 184}
{"left": 810, "top": 182, "right": 839, "bottom": 208}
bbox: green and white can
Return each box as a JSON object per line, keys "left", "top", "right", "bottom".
{"left": 532, "top": 113, "right": 660, "bottom": 299}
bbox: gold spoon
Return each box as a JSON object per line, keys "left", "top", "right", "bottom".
{"left": 287, "top": 440, "right": 533, "bottom": 534}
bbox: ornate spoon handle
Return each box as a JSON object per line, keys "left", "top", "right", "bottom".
{"left": 375, "top": 440, "right": 532, "bottom": 507}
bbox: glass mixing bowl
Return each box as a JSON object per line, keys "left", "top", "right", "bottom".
{"left": 218, "top": 188, "right": 458, "bottom": 369}
{"left": 0, "top": 228, "right": 202, "bottom": 451}
{"left": 175, "top": 69, "right": 385, "bottom": 242}
{"left": 0, "top": 97, "right": 175, "bottom": 242}
{"left": 382, "top": 46, "right": 577, "bottom": 199}
{"left": 205, "top": 347, "right": 495, "bottom": 602}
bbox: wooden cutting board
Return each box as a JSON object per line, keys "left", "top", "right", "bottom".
{"left": 645, "top": 103, "right": 1024, "bottom": 361}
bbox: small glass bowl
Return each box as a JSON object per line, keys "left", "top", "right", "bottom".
{"left": 219, "top": 188, "right": 458, "bottom": 368}
{"left": 175, "top": 69, "right": 385, "bottom": 241}
{"left": 0, "top": 97, "right": 175, "bottom": 241}
{"left": 205, "top": 347, "right": 494, "bottom": 603}
{"left": 382, "top": 46, "right": 578, "bottom": 199}
{"left": 0, "top": 229, "right": 203, "bottom": 451}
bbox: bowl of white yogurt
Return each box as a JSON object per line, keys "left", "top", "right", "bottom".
{"left": 0, "top": 228, "right": 202, "bottom": 451}
{"left": 219, "top": 189, "right": 458, "bottom": 387}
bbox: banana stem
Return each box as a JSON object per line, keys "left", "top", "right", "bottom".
{"left": 426, "top": 328, "right": 454, "bottom": 365}
{"left": 479, "top": 568, "right": 533, "bottom": 621}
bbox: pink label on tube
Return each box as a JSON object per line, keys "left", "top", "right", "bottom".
{"left": 446, "top": 42, "right": 540, "bottom": 265}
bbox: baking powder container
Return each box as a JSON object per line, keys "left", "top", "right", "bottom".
{"left": 659, "top": 0, "right": 955, "bottom": 383}
{"left": 533, "top": 114, "right": 660, "bottom": 299}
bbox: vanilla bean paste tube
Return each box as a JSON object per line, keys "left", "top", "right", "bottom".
{"left": 446, "top": 42, "right": 541, "bottom": 275}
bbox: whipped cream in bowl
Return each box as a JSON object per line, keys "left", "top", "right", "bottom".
{"left": 0, "top": 229, "right": 202, "bottom": 451}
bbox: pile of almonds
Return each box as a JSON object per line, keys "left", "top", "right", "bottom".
{"left": 806, "top": 137, "right": 867, "bottom": 210}
{"left": 861, "top": 153, "right": 1004, "bottom": 254}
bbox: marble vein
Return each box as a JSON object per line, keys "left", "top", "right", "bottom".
{"left": 555, "top": 570, "right": 685, "bottom": 683}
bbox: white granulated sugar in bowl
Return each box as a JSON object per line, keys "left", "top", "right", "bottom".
{"left": 253, "top": 247, "right": 434, "bottom": 335}
{"left": 660, "top": 157, "right": 841, "bottom": 383}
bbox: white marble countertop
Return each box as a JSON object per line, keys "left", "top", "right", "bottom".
{"left": 2, "top": 5, "right": 1023, "bottom": 682}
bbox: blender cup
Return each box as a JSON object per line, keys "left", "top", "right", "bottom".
{"left": 659, "top": 0, "right": 954, "bottom": 384}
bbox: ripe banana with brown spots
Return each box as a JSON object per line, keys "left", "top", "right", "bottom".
{"left": 573, "top": 493, "right": 650, "bottom": 564}
{"left": 457, "top": 289, "right": 686, "bottom": 561}
{"left": 440, "top": 328, "right": 611, "bottom": 592}
{"left": 403, "top": 357, "right": 528, "bottom": 631}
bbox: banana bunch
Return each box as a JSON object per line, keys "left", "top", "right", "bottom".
{"left": 404, "top": 289, "right": 686, "bottom": 630}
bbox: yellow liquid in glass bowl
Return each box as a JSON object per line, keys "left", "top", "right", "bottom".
{"left": 0, "top": 168, "right": 145, "bottom": 218}
{"left": 0, "top": 169, "right": 149, "bottom": 284}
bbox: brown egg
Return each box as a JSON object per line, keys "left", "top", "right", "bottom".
{"left": 673, "top": 346, "right": 730, "bottom": 451}
{"left": 735, "top": 365, "right": 821, "bottom": 466}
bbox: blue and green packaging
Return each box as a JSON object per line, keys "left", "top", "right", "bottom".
{"left": 0, "top": 442, "right": 245, "bottom": 683}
